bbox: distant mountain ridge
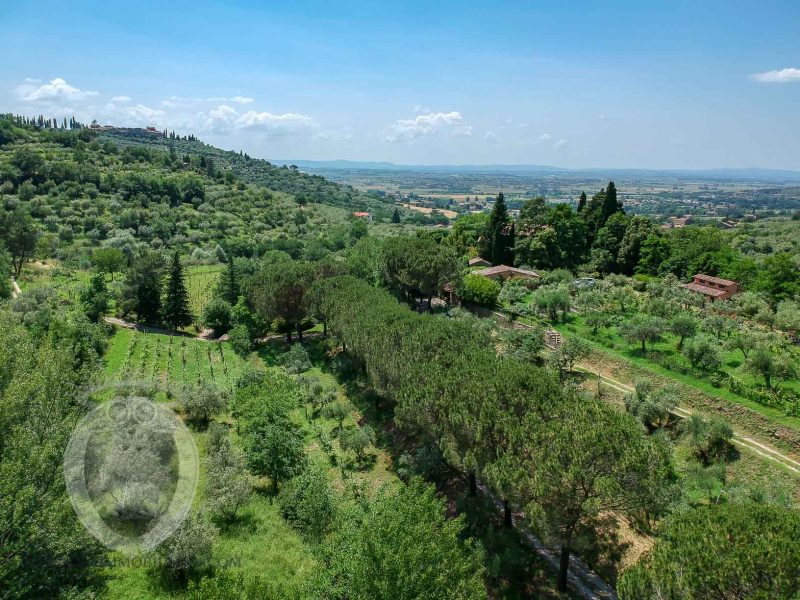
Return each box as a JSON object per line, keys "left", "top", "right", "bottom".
{"left": 272, "top": 159, "right": 800, "bottom": 182}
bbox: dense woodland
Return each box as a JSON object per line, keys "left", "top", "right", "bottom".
{"left": 2, "top": 115, "right": 800, "bottom": 600}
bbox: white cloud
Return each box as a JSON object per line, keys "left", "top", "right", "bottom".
{"left": 751, "top": 67, "right": 800, "bottom": 83}
{"left": 125, "top": 103, "right": 165, "bottom": 121}
{"left": 383, "top": 111, "right": 472, "bottom": 142}
{"left": 16, "top": 77, "right": 98, "bottom": 102}
{"left": 538, "top": 133, "right": 552, "bottom": 142}
{"left": 554, "top": 138, "right": 567, "bottom": 149}
{"left": 484, "top": 130, "right": 500, "bottom": 144}
{"left": 163, "top": 95, "right": 256, "bottom": 108}
{"left": 110, "top": 95, "right": 131, "bottom": 103}
{"left": 96, "top": 102, "right": 165, "bottom": 125}
{"left": 200, "top": 104, "right": 315, "bottom": 135}
{"left": 237, "top": 109, "right": 313, "bottom": 130}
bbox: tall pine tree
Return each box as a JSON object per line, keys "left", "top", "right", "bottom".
{"left": 163, "top": 251, "right": 193, "bottom": 330}
{"left": 583, "top": 181, "right": 624, "bottom": 244}
{"left": 599, "top": 181, "right": 623, "bottom": 226}
{"left": 218, "top": 254, "right": 239, "bottom": 305}
{"left": 479, "top": 192, "right": 515, "bottom": 265}
{"left": 577, "top": 191, "right": 587, "bottom": 212}
{"left": 391, "top": 208, "right": 401, "bottom": 224}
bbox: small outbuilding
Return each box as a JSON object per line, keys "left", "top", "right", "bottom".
{"left": 681, "top": 274, "right": 740, "bottom": 302}
{"left": 468, "top": 257, "right": 492, "bottom": 267}
{"left": 474, "top": 265, "right": 540, "bottom": 286}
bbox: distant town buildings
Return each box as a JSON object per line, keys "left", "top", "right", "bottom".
{"left": 662, "top": 215, "right": 693, "bottom": 229}
{"left": 88, "top": 120, "right": 162, "bottom": 136}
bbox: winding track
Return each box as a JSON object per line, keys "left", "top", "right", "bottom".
{"left": 573, "top": 362, "right": 800, "bottom": 475}
{"left": 505, "top": 307, "right": 800, "bottom": 475}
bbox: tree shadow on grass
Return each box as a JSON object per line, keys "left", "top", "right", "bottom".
{"left": 214, "top": 510, "right": 260, "bottom": 536}
{"left": 456, "top": 489, "right": 577, "bottom": 599}
{"left": 339, "top": 452, "right": 378, "bottom": 473}
{"left": 574, "top": 514, "right": 631, "bottom": 587}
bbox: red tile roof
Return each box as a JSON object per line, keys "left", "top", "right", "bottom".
{"left": 474, "top": 265, "right": 540, "bottom": 278}
{"left": 682, "top": 282, "right": 728, "bottom": 297}
{"left": 693, "top": 274, "right": 737, "bottom": 287}
{"left": 468, "top": 257, "right": 492, "bottom": 267}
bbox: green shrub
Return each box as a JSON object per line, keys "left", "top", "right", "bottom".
{"left": 330, "top": 352, "right": 358, "bottom": 377}
{"left": 202, "top": 297, "right": 232, "bottom": 335}
{"left": 229, "top": 323, "right": 253, "bottom": 356}
{"left": 278, "top": 464, "right": 336, "bottom": 540}
{"left": 281, "top": 343, "right": 312, "bottom": 374}
{"left": 709, "top": 372, "right": 726, "bottom": 388}
{"left": 458, "top": 274, "right": 501, "bottom": 307}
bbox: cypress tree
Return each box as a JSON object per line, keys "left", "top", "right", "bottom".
{"left": 391, "top": 208, "right": 401, "bottom": 224}
{"left": 577, "top": 191, "right": 587, "bottom": 212}
{"left": 221, "top": 254, "right": 239, "bottom": 305}
{"left": 599, "top": 181, "right": 623, "bottom": 227}
{"left": 163, "top": 251, "right": 193, "bottom": 330}
{"left": 480, "top": 192, "right": 514, "bottom": 265}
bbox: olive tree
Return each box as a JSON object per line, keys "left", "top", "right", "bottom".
{"left": 339, "top": 424, "right": 376, "bottom": 464}
{"left": 682, "top": 334, "right": 722, "bottom": 373}
{"left": 205, "top": 424, "right": 252, "bottom": 521}
{"left": 183, "top": 381, "right": 228, "bottom": 427}
{"left": 669, "top": 314, "right": 697, "bottom": 350}
{"left": 745, "top": 345, "right": 798, "bottom": 390}
{"left": 620, "top": 315, "right": 665, "bottom": 352}
{"left": 157, "top": 512, "right": 218, "bottom": 584}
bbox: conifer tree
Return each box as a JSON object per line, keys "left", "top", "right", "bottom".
{"left": 391, "top": 208, "right": 401, "bottom": 224}
{"left": 219, "top": 254, "right": 239, "bottom": 305}
{"left": 599, "top": 181, "right": 623, "bottom": 226}
{"left": 163, "top": 251, "right": 193, "bottom": 330}
{"left": 577, "top": 191, "right": 587, "bottom": 212}
{"left": 479, "top": 192, "right": 514, "bottom": 265}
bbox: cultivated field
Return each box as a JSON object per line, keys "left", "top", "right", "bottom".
{"left": 104, "top": 327, "right": 246, "bottom": 393}
{"left": 185, "top": 263, "right": 224, "bottom": 318}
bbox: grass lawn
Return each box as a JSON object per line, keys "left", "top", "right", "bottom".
{"left": 16, "top": 260, "right": 92, "bottom": 299}
{"left": 101, "top": 430, "right": 317, "bottom": 600}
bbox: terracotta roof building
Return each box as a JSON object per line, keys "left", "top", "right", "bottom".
{"left": 468, "top": 257, "right": 492, "bottom": 267}
{"left": 681, "top": 274, "right": 740, "bottom": 302}
{"left": 474, "top": 265, "right": 540, "bottom": 283}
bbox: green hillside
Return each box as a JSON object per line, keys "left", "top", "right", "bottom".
{"left": 97, "top": 127, "right": 392, "bottom": 214}
{"left": 0, "top": 115, "right": 393, "bottom": 268}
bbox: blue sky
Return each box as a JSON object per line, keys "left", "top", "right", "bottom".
{"left": 1, "top": 0, "right": 799, "bottom": 169}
